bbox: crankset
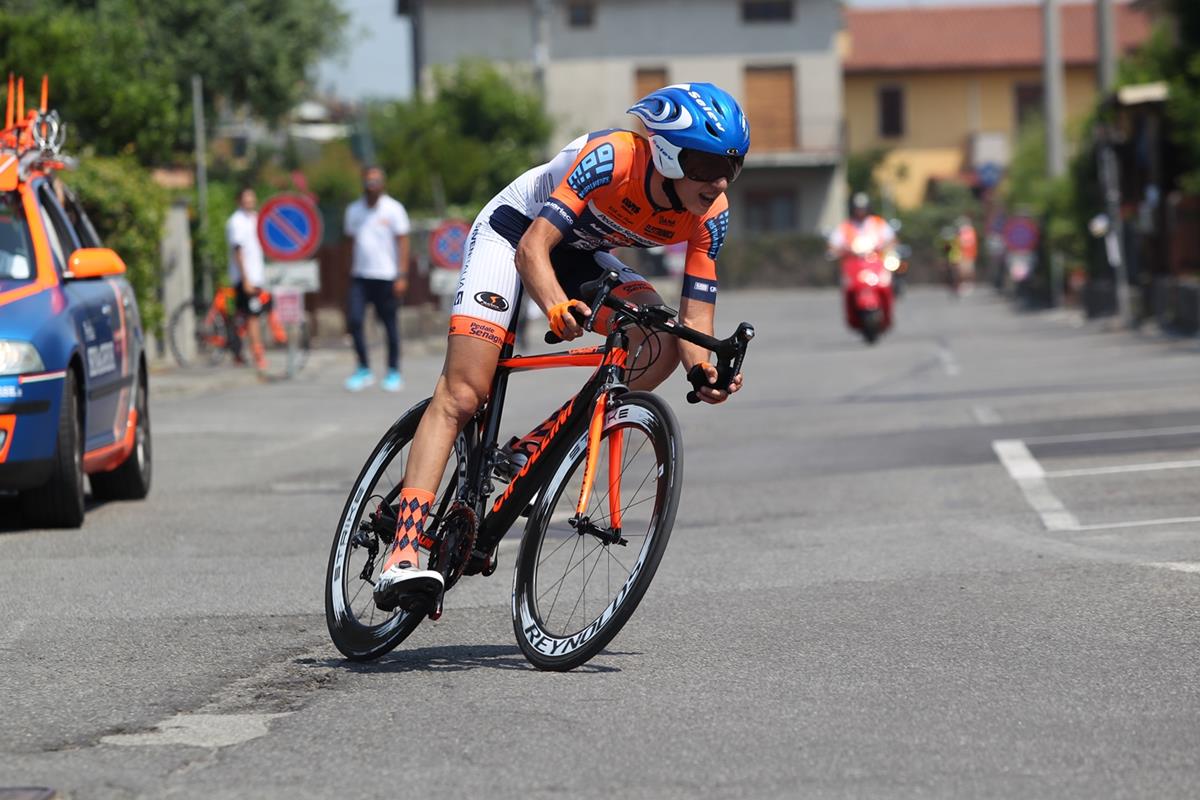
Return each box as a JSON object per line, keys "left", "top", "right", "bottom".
{"left": 426, "top": 503, "right": 478, "bottom": 592}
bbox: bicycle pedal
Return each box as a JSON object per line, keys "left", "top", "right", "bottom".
{"left": 464, "top": 545, "right": 498, "bottom": 576}
{"left": 428, "top": 592, "right": 444, "bottom": 621}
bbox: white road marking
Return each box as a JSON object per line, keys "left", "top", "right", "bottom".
{"left": 270, "top": 480, "right": 346, "bottom": 494}
{"left": 1022, "top": 424, "right": 1200, "bottom": 446}
{"left": 992, "top": 439, "right": 1080, "bottom": 531}
{"left": 971, "top": 405, "right": 1001, "bottom": 425}
{"left": 1070, "top": 516, "right": 1200, "bottom": 532}
{"left": 937, "top": 345, "right": 960, "bottom": 376}
{"left": 1045, "top": 458, "right": 1200, "bottom": 479}
{"left": 101, "top": 712, "right": 288, "bottom": 749}
{"left": 1147, "top": 561, "right": 1200, "bottom": 574}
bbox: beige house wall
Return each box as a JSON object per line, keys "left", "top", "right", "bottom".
{"left": 846, "top": 65, "right": 1101, "bottom": 207}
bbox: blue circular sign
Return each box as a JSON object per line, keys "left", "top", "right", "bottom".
{"left": 258, "top": 194, "right": 322, "bottom": 261}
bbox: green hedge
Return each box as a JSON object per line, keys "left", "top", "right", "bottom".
{"left": 718, "top": 234, "right": 838, "bottom": 288}
{"left": 69, "top": 156, "right": 168, "bottom": 328}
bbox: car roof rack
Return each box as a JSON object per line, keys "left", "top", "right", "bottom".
{"left": 0, "top": 74, "right": 75, "bottom": 191}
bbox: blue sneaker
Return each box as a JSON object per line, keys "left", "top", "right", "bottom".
{"left": 344, "top": 368, "right": 374, "bottom": 392}
{"left": 381, "top": 370, "right": 404, "bottom": 393}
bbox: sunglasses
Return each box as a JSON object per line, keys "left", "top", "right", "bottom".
{"left": 680, "top": 150, "right": 744, "bottom": 184}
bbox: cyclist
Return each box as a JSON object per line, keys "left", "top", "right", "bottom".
{"left": 373, "top": 83, "right": 750, "bottom": 610}
{"left": 225, "top": 186, "right": 270, "bottom": 372}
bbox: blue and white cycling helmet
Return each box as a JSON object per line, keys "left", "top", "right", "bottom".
{"left": 628, "top": 82, "right": 751, "bottom": 182}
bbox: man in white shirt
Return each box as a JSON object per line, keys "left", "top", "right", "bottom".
{"left": 225, "top": 187, "right": 269, "bottom": 372}
{"left": 342, "top": 166, "right": 411, "bottom": 392}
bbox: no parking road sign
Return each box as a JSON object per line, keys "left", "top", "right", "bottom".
{"left": 429, "top": 219, "right": 471, "bottom": 271}
{"left": 1003, "top": 216, "right": 1040, "bottom": 254}
{"left": 258, "top": 193, "right": 323, "bottom": 262}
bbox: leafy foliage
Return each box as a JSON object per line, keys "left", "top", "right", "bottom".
{"left": 68, "top": 156, "right": 168, "bottom": 327}
{"left": 370, "top": 62, "right": 553, "bottom": 216}
{"left": 0, "top": 0, "right": 347, "bottom": 162}
{"left": 0, "top": 6, "right": 182, "bottom": 162}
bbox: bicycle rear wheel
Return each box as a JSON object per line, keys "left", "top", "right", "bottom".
{"left": 511, "top": 391, "right": 682, "bottom": 671}
{"left": 325, "top": 399, "right": 462, "bottom": 660}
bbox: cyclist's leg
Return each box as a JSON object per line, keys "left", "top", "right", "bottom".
{"left": 382, "top": 223, "right": 520, "bottom": 576}
{"left": 236, "top": 285, "right": 267, "bottom": 370}
{"left": 347, "top": 277, "right": 370, "bottom": 370}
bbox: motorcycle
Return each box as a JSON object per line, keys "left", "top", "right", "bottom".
{"left": 839, "top": 234, "right": 894, "bottom": 345}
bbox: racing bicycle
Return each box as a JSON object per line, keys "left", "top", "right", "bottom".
{"left": 167, "top": 286, "right": 310, "bottom": 379}
{"left": 324, "top": 270, "right": 755, "bottom": 671}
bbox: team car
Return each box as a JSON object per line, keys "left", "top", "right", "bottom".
{"left": 0, "top": 76, "right": 151, "bottom": 527}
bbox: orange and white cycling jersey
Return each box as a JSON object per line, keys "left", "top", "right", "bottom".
{"left": 449, "top": 129, "right": 730, "bottom": 346}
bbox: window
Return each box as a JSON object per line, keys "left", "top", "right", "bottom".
{"left": 1014, "top": 82, "right": 1044, "bottom": 130}
{"left": 59, "top": 183, "right": 103, "bottom": 249}
{"left": 878, "top": 86, "right": 905, "bottom": 138}
{"left": 745, "top": 190, "right": 798, "bottom": 232}
{"left": 0, "top": 192, "right": 35, "bottom": 282}
{"left": 395, "top": 0, "right": 410, "bottom": 16}
{"left": 37, "top": 185, "right": 80, "bottom": 274}
{"left": 567, "top": 1, "right": 594, "bottom": 28}
{"left": 744, "top": 66, "right": 796, "bottom": 152}
{"left": 634, "top": 67, "right": 668, "bottom": 102}
{"left": 742, "top": 1, "right": 793, "bottom": 22}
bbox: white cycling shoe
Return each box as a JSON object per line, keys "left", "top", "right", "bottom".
{"left": 373, "top": 560, "right": 444, "bottom": 613}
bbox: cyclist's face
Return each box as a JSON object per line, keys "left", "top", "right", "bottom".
{"left": 675, "top": 174, "right": 729, "bottom": 215}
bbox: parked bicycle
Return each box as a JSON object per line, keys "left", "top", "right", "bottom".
{"left": 167, "top": 286, "right": 310, "bottom": 379}
{"left": 325, "top": 270, "right": 754, "bottom": 671}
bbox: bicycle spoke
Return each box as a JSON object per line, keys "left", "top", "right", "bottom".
{"left": 542, "top": 533, "right": 583, "bottom": 622}
{"left": 563, "top": 543, "right": 606, "bottom": 633}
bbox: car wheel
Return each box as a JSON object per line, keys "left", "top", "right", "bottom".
{"left": 90, "top": 371, "right": 152, "bottom": 501}
{"left": 19, "top": 370, "right": 85, "bottom": 528}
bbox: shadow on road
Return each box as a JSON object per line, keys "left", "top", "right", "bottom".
{"left": 309, "top": 643, "right": 631, "bottom": 674}
{"left": 0, "top": 493, "right": 116, "bottom": 534}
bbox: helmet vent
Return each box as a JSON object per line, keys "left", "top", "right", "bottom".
{"left": 712, "top": 98, "right": 726, "bottom": 115}
{"left": 705, "top": 121, "right": 719, "bottom": 138}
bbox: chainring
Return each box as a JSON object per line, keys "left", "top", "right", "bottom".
{"left": 428, "top": 502, "right": 478, "bottom": 591}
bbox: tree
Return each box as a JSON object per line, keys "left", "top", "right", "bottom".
{"left": 1, "top": 0, "right": 348, "bottom": 161}
{"left": 0, "top": 6, "right": 182, "bottom": 162}
{"left": 370, "top": 62, "right": 554, "bottom": 216}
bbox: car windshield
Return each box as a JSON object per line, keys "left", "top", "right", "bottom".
{"left": 0, "top": 192, "right": 35, "bottom": 284}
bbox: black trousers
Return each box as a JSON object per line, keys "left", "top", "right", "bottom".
{"left": 347, "top": 277, "right": 399, "bottom": 371}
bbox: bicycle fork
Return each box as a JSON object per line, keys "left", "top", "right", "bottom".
{"left": 569, "top": 392, "right": 626, "bottom": 546}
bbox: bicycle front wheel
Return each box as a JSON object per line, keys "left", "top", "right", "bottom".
{"left": 511, "top": 391, "right": 682, "bottom": 671}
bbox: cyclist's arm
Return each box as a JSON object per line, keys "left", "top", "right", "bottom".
{"left": 515, "top": 218, "right": 571, "bottom": 312}
{"left": 680, "top": 203, "right": 739, "bottom": 403}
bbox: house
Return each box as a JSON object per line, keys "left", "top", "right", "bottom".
{"left": 843, "top": 1, "right": 1152, "bottom": 208}
{"left": 418, "top": 0, "right": 846, "bottom": 236}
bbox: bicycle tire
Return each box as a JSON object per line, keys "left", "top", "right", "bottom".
{"left": 325, "top": 399, "right": 464, "bottom": 661}
{"left": 168, "top": 297, "right": 230, "bottom": 368}
{"left": 511, "top": 391, "right": 682, "bottom": 671}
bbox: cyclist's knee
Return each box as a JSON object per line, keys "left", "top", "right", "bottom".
{"left": 594, "top": 282, "right": 661, "bottom": 334}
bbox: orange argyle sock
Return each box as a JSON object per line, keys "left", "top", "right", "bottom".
{"left": 383, "top": 487, "right": 435, "bottom": 571}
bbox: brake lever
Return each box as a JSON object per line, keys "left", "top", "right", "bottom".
{"left": 685, "top": 322, "right": 755, "bottom": 404}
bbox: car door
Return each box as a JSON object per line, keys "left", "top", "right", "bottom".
{"left": 35, "top": 182, "right": 122, "bottom": 451}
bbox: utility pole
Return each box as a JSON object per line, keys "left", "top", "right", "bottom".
{"left": 409, "top": 0, "right": 424, "bottom": 99}
{"left": 532, "top": 0, "right": 552, "bottom": 159}
{"left": 1042, "top": 0, "right": 1066, "bottom": 179}
{"left": 532, "top": 0, "right": 551, "bottom": 103}
{"left": 1096, "top": 0, "right": 1117, "bottom": 93}
{"left": 191, "top": 74, "right": 210, "bottom": 299}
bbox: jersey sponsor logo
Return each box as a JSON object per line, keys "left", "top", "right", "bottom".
{"left": 585, "top": 204, "right": 659, "bottom": 248}
{"left": 644, "top": 224, "right": 673, "bottom": 239}
{"left": 469, "top": 320, "right": 504, "bottom": 346}
{"left": 541, "top": 198, "right": 577, "bottom": 228}
{"left": 705, "top": 210, "right": 729, "bottom": 260}
{"left": 621, "top": 197, "right": 641, "bottom": 214}
{"left": 474, "top": 291, "right": 509, "bottom": 312}
{"left": 566, "top": 143, "right": 616, "bottom": 199}
{"left": 683, "top": 275, "right": 719, "bottom": 303}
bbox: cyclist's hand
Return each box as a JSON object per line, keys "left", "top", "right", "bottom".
{"left": 547, "top": 299, "right": 590, "bottom": 341}
{"left": 693, "top": 363, "right": 742, "bottom": 404}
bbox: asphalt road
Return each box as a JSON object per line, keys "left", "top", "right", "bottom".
{"left": 3, "top": 286, "right": 1200, "bottom": 799}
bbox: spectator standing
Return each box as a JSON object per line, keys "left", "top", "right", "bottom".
{"left": 225, "top": 187, "right": 268, "bottom": 373}
{"left": 343, "top": 166, "right": 411, "bottom": 392}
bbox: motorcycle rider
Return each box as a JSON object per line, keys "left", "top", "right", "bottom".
{"left": 826, "top": 192, "right": 896, "bottom": 259}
